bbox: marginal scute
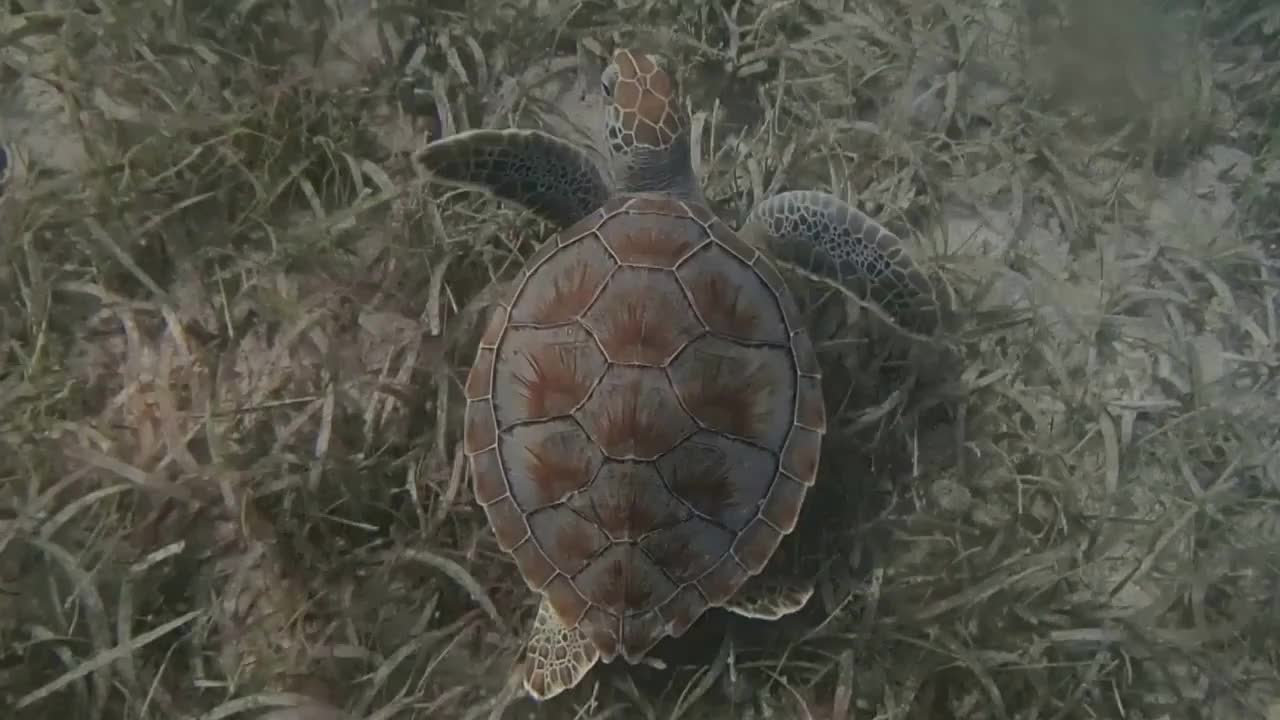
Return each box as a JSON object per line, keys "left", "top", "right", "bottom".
{"left": 510, "top": 539, "right": 557, "bottom": 590}
{"left": 480, "top": 305, "right": 508, "bottom": 347}
{"left": 465, "top": 347, "right": 495, "bottom": 400}
{"left": 619, "top": 609, "right": 667, "bottom": 662}
{"left": 795, "top": 374, "right": 826, "bottom": 431}
{"left": 732, "top": 519, "right": 784, "bottom": 574}
{"left": 463, "top": 398, "right": 498, "bottom": 454}
{"left": 683, "top": 201, "right": 718, "bottom": 227}
{"left": 579, "top": 605, "right": 619, "bottom": 661}
{"left": 761, "top": 474, "right": 808, "bottom": 534}
{"left": 484, "top": 495, "right": 530, "bottom": 552}
{"left": 791, "top": 329, "right": 821, "bottom": 376}
{"left": 752, "top": 255, "right": 805, "bottom": 334}
{"left": 469, "top": 447, "right": 507, "bottom": 505}
{"left": 695, "top": 553, "right": 750, "bottom": 606}
{"left": 781, "top": 425, "right": 823, "bottom": 486}
{"left": 707, "top": 216, "right": 758, "bottom": 265}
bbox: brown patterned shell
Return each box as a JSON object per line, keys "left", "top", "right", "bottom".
{"left": 463, "top": 194, "right": 826, "bottom": 665}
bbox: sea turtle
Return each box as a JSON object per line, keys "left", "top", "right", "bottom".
{"left": 416, "top": 48, "right": 935, "bottom": 701}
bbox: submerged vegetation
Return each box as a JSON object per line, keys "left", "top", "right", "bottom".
{"left": 1, "top": 0, "right": 1277, "bottom": 718}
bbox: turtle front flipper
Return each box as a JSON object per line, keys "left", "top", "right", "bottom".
{"left": 741, "top": 190, "right": 940, "bottom": 332}
{"left": 721, "top": 573, "right": 815, "bottom": 620}
{"left": 523, "top": 596, "right": 601, "bottom": 701}
{"left": 415, "top": 129, "right": 611, "bottom": 231}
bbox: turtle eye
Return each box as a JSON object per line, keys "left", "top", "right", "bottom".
{"left": 600, "top": 65, "right": 618, "bottom": 98}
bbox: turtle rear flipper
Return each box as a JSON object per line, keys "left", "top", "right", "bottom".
{"left": 722, "top": 572, "right": 815, "bottom": 620}
{"left": 740, "top": 190, "right": 941, "bottom": 333}
{"left": 415, "top": 129, "right": 610, "bottom": 231}
{"left": 523, "top": 596, "right": 601, "bottom": 701}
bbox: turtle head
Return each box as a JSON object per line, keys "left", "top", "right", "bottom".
{"left": 601, "top": 49, "right": 702, "bottom": 202}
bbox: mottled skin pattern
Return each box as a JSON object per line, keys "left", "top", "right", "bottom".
{"left": 741, "top": 190, "right": 939, "bottom": 330}
{"left": 417, "top": 48, "right": 936, "bottom": 701}
{"left": 412, "top": 129, "right": 609, "bottom": 229}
